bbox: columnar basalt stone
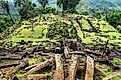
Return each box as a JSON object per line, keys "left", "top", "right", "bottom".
{"left": 53, "top": 54, "right": 64, "bottom": 80}
{"left": 85, "top": 56, "right": 94, "bottom": 80}
{"left": 0, "top": 61, "right": 20, "bottom": 68}
{"left": 27, "top": 74, "right": 48, "bottom": 80}
{"left": 67, "top": 54, "right": 79, "bottom": 80}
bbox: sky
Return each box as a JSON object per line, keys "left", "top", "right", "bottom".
{"left": 8, "top": 0, "right": 13, "bottom": 3}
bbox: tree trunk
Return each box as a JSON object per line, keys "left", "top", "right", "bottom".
{"left": 8, "top": 12, "right": 15, "bottom": 24}
{"left": 31, "top": 22, "right": 34, "bottom": 31}
{"left": 39, "top": 13, "right": 42, "bottom": 22}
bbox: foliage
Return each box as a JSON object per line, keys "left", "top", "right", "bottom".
{"left": 38, "top": 0, "right": 48, "bottom": 8}
{"left": 57, "top": 0, "right": 80, "bottom": 12}
{"left": 0, "top": 0, "right": 15, "bottom": 24}
{"left": 94, "top": 63, "right": 113, "bottom": 80}
{"left": 112, "top": 58, "right": 121, "bottom": 65}
{"left": 92, "top": 12, "right": 102, "bottom": 19}
{"left": 47, "top": 21, "right": 78, "bottom": 39}
{"left": 37, "top": 7, "right": 56, "bottom": 14}
{"left": 105, "top": 12, "right": 121, "bottom": 29}
{"left": 64, "top": 9, "right": 78, "bottom": 14}
{"left": 20, "top": 2, "right": 36, "bottom": 20}
{"left": 82, "top": 10, "right": 89, "bottom": 15}
{"left": 0, "top": 16, "right": 13, "bottom": 33}
{"left": 78, "top": 0, "right": 121, "bottom": 15}
{"left": 28, "top": 56, "right": 43, "bottom": 65}
{"left": 3, "top": 14, "right": 121, "bottom": 48}
{"left": 14, "top": 0, "right": 36, "bottom": 20}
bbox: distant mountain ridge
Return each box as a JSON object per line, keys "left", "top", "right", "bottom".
{"left": 77, "top": 0, "right": 121, "bottom": 13}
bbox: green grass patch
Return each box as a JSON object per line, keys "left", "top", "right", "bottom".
{"left": 112, "top": 58, "right": 121, "bottom": 65}
{"left": 28, "top": 56, "right": 43, "bottom": 65}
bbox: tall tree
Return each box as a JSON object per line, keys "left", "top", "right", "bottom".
{"left": 57, "top": 0, "right": 80, "bottom": 12}
{"left": 0, "top": 0, "right": 15, "bottom": 24}
{"left": 38, "top": 0, "right": 48, "bottom": 8}
{"left": 37, "top": 0, "right": 48, "bottom": 20}
{"left": 106, "top": 12, "right": 121, "bottom": 28}
{"left": 14, "top": 0, "right": 36, "bottom": 20}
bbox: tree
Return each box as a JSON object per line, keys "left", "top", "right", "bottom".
{"left": 14, "top": 0, "right": 23, "bottom": 7}
{"left": 57, "top": 0, "right": 80, "bottom": 12}
{"left": 38, "top": 0, "right": 48, "bottom": 8}
{"left": 0, "top": 0, "right": 15, "bottom": 24}
{"left": 19, "top": 2, "right": 36, "bottom": 20}
{"left": 29, "top": 18, "right": 37, "bottom": 31}
{"left": 93, "top": 12, "right": 102, "bottom": 19}
{"left": 82, "top": 10, "right": 89, "bottom": 15}
{"left": 0, "top": 16, "right": 13, "bottom": 33}
{"left": 14, "top": 0, "right": 36, "bottom": 20}
{"left": 105, "top": 12, "right": 121, "bottom": 28}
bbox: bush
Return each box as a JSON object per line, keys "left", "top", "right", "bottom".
{"left": 38, "top": 7, "right": 56, "bottom": 14}
{"left": 82, "top": 11, "right": 89, "bottom": 15}
{"left": 47, "top": 21, "right": 78, "bottom": 39}
{"left": 105, "top": 12, "right": 121, "bottom": 28}
{"left": 64, "top": 9, "right": 78, "bottom": 14}
{"left": 0, "top": 16, "right": 13, "bottom": 33}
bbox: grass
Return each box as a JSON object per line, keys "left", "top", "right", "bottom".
{"left": 15, "top": 70, "right": 25, "bottom": 80}
{"left": 28, "top": 56, "right": 43, "bottom": 65}
{"left": 113, "top": 76, "right": 121, "bottom": 80}
{"left": 2, "top": 14, "right": 121, "bottom": 48}
{"left": 0, "top": 60, "right": 15, "bottom": 63}
{"left": 94, "top": 62, "right": 121, "bottom": 80}
{"left": 1, "top": 13, "right": 121, "bottom": 80}
{"left": 112, "top": 58, "right": 121, "bottom": 65}
{"left": 94, "top": 63, "right": 113, "bottom": 80}
{"left": 14, "top": 56, "right": 43, "bottom": 80}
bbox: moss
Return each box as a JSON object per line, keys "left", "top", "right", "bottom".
{"left": 113, "top": 76, "right": 121, "bottom": 80}
{"left": 94, "top": 63, "right": 113, "bottom": 80}
{"left": 95, "top": 62, "right": 102, "bottom": 67}
{"left": 112, "top": 58, "right": 121, "bottom": 65}
{"left": 0, "top": 60, "right": 15, "bottom": 63}
{"left": 15, "top": 70, "right": 25, "bottom": 80}
{"left": 94, "top": 72, "right": 105, "bottom": 80}
{"left": 1, "top": 13, "right": 121, "bottom": 80}
{"left": 28, "top": 56, "right": 43, "bottom": 65}
{"left": 2, "top": 14, "right": 121, "bottom": 49}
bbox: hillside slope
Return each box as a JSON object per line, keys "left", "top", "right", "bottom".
{"left": 77, "top": 0, "right": 121, "bottom": 13}
{"left": 2, "top": 14, "right": 121, "bottom": 50}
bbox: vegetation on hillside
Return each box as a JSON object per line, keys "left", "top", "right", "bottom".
{"left": 0, "top": 0, "right": 121, "bottom": 33}
{"left": 0, "top": 0, "right": 121, "bottom": 80}
{"left": 105, "top": 12, "right": 121, "bottom": 32}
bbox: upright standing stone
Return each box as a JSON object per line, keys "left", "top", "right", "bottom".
{"left": 53, "top": 54, "right": 64, "bottom": 80}
{"left": 67, "top": 54, "right": 78, "bottom": 80}
{"left": 85, "top": 56, "right": 94, "bottom": 80}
